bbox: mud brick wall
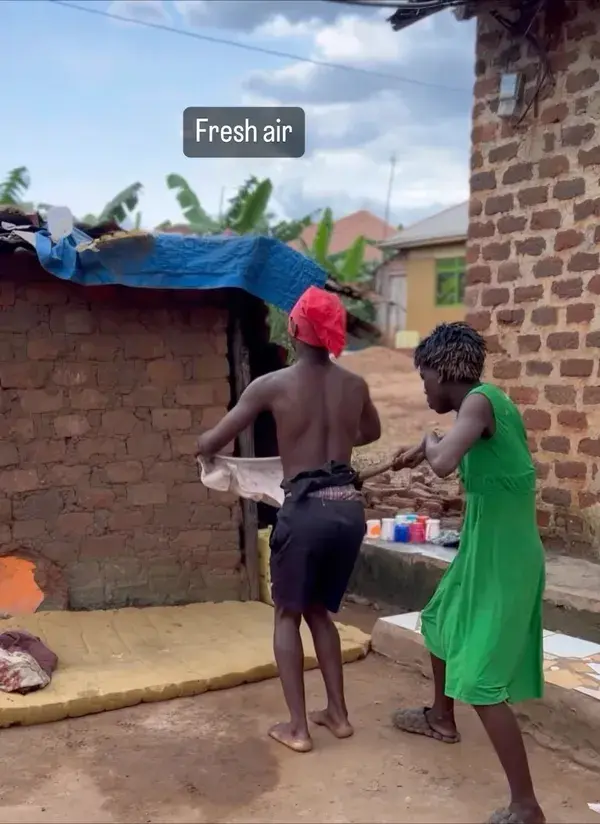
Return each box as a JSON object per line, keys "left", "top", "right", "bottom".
{"left": 466, "top": 2, "right": 600, "bottom": 558}
{"left": 0, "top": 261, "right": 245, "bottom": 609}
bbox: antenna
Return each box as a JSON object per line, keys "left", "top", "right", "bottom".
{"left": 383, "top": 155, "right": 397, "bottom": 235}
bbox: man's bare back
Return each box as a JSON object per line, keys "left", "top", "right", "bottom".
{"left": 196, "top": 349, "right": 380, "bottom": 479}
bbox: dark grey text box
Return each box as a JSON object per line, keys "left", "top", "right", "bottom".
{"left": 183, "top": 107, "right": 305, "bottom": 158}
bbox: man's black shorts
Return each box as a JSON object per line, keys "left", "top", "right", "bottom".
{"left": 269, "top": 496, "right": 365, "bottom": 613}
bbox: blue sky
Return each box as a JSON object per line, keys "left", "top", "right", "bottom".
{"left": 3, "top": 0, "right": 476, "bottom": 229}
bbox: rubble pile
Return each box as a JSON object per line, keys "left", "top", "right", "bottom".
{"left": 362, "top": 466, "right": 463, "bottom": 529}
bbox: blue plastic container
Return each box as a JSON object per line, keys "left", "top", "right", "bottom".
{"left": 394, "top": 523, "right": 410, "bottom": 543}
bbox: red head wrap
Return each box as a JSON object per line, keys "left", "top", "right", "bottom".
{"left": 288, "top": 286, "right": 347, "bottom": 358}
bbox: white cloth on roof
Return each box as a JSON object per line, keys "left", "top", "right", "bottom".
{"left": 198, "top": 455, "right": 284, "bottom": 508}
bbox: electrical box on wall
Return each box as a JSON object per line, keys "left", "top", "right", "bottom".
{"left": 498, "top": 72, "right": 524, "bottom": 117}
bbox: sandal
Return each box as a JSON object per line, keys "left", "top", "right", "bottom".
{"left": 391, "top": 706, "right": 461, "bottom": 744}
{"left": 487, "top": 806, "right": 545, "bottom": 824}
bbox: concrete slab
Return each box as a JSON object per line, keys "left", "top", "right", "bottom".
{"left": 350, "top": 540, "right": 600, "bottom": 642}
{"left": 0, "top": 602, "right": 370, "bottom": 728}
{"left": 372, "top": 613, "right": 600, "bottom": 765}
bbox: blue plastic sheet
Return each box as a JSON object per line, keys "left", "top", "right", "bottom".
{"left": 33, "top": 228, "right": 326, "bottom": 312}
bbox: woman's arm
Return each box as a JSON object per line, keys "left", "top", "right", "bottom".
{"left": 424, "top": 393, "right": 492, "bottom": 478}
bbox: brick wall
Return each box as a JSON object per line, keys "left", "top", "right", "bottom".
{"left": 467, "top": 2, "right": 600, "bottom": 558}
{"left": 0, "top": 258, "right": 245, "bottom": 608}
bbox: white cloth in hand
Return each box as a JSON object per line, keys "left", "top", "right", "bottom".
{"left": 198, "top": 455, "right": 284, "bottom": 508}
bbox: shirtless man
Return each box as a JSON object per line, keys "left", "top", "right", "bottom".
{"left": 196, "top": 286, "right": 381, "bottom": 753}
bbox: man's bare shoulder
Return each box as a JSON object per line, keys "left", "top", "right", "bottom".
{"left": 248, "top": 371, "right": 284, "bottom": 392}
{"left": 331, "top": 362, "right": 369, "bottom": 390}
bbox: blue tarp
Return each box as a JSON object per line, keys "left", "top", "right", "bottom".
{"left": 33, "top": 228, "right": 326, "bottom": 312}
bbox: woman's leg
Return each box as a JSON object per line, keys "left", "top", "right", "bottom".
{"left": 392, "top": 654, "right": 460, "bottom": 743}
{"left": 427, "top": 654, "right": 458, "bottom": 737}
{"left": 474, "top": 703, "right": 545, "bottom": 823}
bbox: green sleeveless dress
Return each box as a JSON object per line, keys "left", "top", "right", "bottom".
{"left": 420, "top": 383, "right": 545, "bottom": 706}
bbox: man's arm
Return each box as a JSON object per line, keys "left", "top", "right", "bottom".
{"left": 424, "top": 393, "right": 492, "bottom": 477}
{"left": 355, "top": 380, "right": 381, "bottom": 446}
{"left": 196, "top": 375, "right": 272, "bottom": 458}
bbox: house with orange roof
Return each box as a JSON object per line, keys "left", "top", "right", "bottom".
{"left": 290, "top": 209, "right": 397, "bottom": 263}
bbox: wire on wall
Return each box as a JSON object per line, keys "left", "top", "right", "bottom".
{"left": 490, "top": 0, "right": 554, "bottom": 126}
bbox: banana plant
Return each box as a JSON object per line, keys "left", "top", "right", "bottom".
{"left": 0, "top": 167, "right": 31, "bottom": 206}
{"left": 98, "top": 182, "right": 143, "bottom": 224}
{"left": 298, "top": 208, "right": 369, "bottom": 285}
{"left": 165, "top": 173, "right": 312, "bottom": 243}
{"left": 226, "top": 177, "right": 273, "bottom": 234}
{"left": 166, "top": 174, "right": 218, "bottom": 233}
{"left": 74, "top": 183, "right": 144, "bottom": 228}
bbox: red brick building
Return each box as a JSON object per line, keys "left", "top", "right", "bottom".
{"left": 0, "top": 250, "right": 280, "bottom": 610}
{"left": 465, "top": 1, "right": 600, "bottom": 557}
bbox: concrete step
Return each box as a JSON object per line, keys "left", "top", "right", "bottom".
{"left": 372, "top": 611, "right": 600, "bottom": 768}
{"left": 350, "top": 539, "right": 600, "bottom": 643}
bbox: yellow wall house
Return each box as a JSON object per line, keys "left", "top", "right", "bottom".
{"left": 375, "top": 201, "right": 468, "bottom": 345}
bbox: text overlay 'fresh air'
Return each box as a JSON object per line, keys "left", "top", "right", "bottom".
{"left": 183, "top": 107, "right": 305, "bottom": 159}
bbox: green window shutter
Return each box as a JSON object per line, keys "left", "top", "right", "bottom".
{"left": 435, "top": 257, "right": 465, "bottom": 306}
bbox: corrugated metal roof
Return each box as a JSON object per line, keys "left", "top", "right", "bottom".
{"left": 380, "top": 201, "right": 469, "bottom": 249}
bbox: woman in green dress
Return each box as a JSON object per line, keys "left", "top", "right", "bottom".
{"left": 393, "top": 322, "right": 545, "bottom": 824}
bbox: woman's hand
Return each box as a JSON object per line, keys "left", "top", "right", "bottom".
{"left": 392, "top": 437, "right": 426, "bottom": 471}
{"left": 425, "top": 430, "right": 443, "bottom": 449}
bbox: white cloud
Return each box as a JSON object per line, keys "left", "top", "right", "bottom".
{"left": 172, "top": 0, "right": 209, "bottom": 26}
{"left": 254, "top": 15, "right": 320, "bottom": 39}
{"left": 134, "top": 7, "right": 472, "bottom": 230}
{"left": 31, "top": 1, "right": 473, "bottom": 232}
{"left": 232, "top": 8, "right": 474, "bottom": 224}
{"left": 173, "top": 1, "right": 361, "bottom": 31}
{"left": 107, "top": 0, "right": 171, "bottom": 25}
{"left": 313, "top": 16, "right": 406, "bottom": 63}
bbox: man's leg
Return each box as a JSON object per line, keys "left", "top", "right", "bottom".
{"left": 268, "top": 605, "right": 312, "bottom": 753}
{"left": 392, "top": 654, "right": 460, "bottom": 743}
{"left": 303, "top": 604, "right": 353, "bottom": 739}
{"left": 475, "top": 703, "right": 545, "bottom": 824}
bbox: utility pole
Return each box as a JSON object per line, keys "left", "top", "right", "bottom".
{"left": 383, "top": 154, "right": 396, "bottom": 236}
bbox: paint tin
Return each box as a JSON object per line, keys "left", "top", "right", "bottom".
{"left": 409, "top": 522, "right": 426, "bottom": 543}
{"left": 381, "top": 518, "right": 395, "bottom": 541}
{"left": 394, "top": 523, "right": 410, "bottom": 543}
{"left": 366, "top": 519, "right": 381, "bottom": 538}
{"left": 426, "top": 519, "right": 441, "bottom": 542}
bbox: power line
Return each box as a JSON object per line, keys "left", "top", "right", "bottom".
{"left": 48, "top": 0, "right": 470, "bottom": 94}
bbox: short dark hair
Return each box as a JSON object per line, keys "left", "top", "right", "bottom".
{"left": 414, "top": 322, "right": 486, "bottom": 383}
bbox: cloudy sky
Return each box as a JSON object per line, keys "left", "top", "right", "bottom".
{"left": 4, "top": 0, "right": 475, "bottom": 229}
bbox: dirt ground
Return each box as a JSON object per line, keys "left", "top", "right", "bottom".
{"left": 0, "top": 604, "right": 598, "bottom": 824}
{"left": 341, "top": 347, "right": 449, "bottom": 469}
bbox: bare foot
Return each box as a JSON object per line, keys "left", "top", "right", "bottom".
{"left": 268, "top": 722, "right": 313, "bottom": 753}
{"left": 310, "top": 709, "right": 354, "bottom": 739}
